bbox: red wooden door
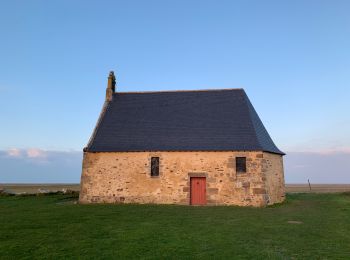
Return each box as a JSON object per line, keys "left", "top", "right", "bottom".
{"left": 190, "top": 177, "right": 206, "bottom": 205}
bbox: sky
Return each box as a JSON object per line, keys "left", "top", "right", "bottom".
{"left": 0, "top": 0, "right": 349, "bottom": 183}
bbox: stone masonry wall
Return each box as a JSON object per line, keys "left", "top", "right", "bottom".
{"left": 79, "top": 151, "right": 285, "bottom": 207}
{"left": 262, "top": 152, "right": 285, "bottom": 205}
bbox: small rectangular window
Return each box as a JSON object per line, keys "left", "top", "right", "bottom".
{"left": 236, "top": 157, "right": 246, "bottom": 173}
{"left": 151, "top": 157, "right": 159, "bottom": 177}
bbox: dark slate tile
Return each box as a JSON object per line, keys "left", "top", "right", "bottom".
{"left": 86, "top": 89, "right": 284, "bottom": 155}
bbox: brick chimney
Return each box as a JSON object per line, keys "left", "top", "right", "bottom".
{"left": 106, "top": 71, "right": 116, "bottom": 102}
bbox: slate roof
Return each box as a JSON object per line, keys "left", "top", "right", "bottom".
{"left": 86, "top": 89, "right": 284, "bottom": 155}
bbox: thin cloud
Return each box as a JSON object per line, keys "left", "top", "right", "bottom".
{"left": 26, "top": 148, "right": 47, "bottom": 158}
{"left": 314, "top": 148, "right": 350, "bottom": 155}
{"left": 285, "top": 148, "right": 350, "bottom": 155}
{"left": 6, "top": 148, "right": 22, "bottom": 157}
{"left": 0, "top": 149, "right": 82, "bottom": 183}
{"left": 284, "top": 151, "right": 350, "bottom": 184}
{"left": 2, "top": 148, "right": 80, "bottom": 165}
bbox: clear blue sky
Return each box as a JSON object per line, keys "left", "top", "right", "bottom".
{"left": 0, "top": 1, "right": 349, "bottom": 183}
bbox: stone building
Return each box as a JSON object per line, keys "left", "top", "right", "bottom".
{"left": 79, "top": 71, "right": 285, "bottom": 206}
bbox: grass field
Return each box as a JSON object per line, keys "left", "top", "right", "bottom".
{"left": 1, "top": 193, "right": 349, "bottom": 259}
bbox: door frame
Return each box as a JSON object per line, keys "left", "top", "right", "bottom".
{"left": 190, "top": 176, "right": 207, "bottom": 205}
{"left": 187, "top": 172, "right": 208, "bottom": 205}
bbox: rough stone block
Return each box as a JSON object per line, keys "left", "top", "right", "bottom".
{"left": 253, "top": 188, "right": 266, "bottom": 194}
{"left": 208, "top": 188, "right": 219, "bottom": 194}
{"left": 242, "top": 182, "right": 250, "bottom": 188}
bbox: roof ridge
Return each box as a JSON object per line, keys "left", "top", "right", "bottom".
{"left": 115, "top": 88, "right": 244, "bottom": 94}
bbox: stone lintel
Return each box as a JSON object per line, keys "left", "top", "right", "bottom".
{"left": 188, "top": 172, "right": 208, "bottom": 177}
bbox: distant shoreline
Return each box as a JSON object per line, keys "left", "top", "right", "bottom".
{"left": 1, "top": 183, "right": 350, "bottom": 194}
{"left": 2, "top": 183, "right": 350, "bottom": 185}
{"left": 0, "top": 183, "right": 80, "bottom": 185}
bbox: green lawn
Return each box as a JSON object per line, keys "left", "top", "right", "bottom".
{"left": 1, "top": 193, "right": 349, "bottom": 259}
